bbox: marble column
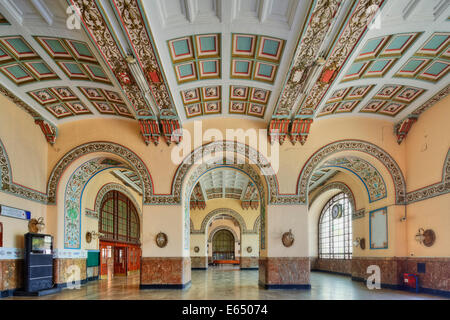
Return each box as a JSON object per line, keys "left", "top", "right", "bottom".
{"left": 140, "top": 205, "right": 191, "bottom": 289}
{"left": 259, "top": 205, "right": 311, "bottom": 289}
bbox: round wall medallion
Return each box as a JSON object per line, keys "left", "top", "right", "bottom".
{"left": 282, "top": 230, "right": 294, "bottom": 247}
{"left": 423, "top": 229, "right": 436, "bottom": 247}
{"left": 360, "top": 238, "right": 366, "bottom": 250}
{"left": 194, "top": 246, "right": 200, "bottom": 253}
{"left": 86, "top": 232, "right": 92, "bottom": 244}
{"left": 247, "top": 246, "right": 252, "bottom": 253}
{"left": 156, "top": 232, "right": 168, "bottom": 248}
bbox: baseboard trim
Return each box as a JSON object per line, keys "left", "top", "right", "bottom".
{"left": 140, "top": 281, "right": 192, "bottom": 290}
{"left": 1, "top": 289, "right": 15, "bottom": 298}
{"left": 259, "top": 282, "right": 311, "bottom": 290}
{"left": 191, "top": 267, "right": 208, "bottom": 270}
{"left": 311, "top": 269, "right": 351, "bottom": 277}
{"left": 240, "top": 267, "right": 259, "bottom": 270}
{"left": 87, "top": 276, "right": 99, "bottom": 282}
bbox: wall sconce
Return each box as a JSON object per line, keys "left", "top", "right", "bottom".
{"left": 85, "top": 231, "right": 104, "bottom": 243}
{"left": 353, "top": 237, "right": 366, "bottom": 250}
{"left": 415, "top": 228, "right": 436, "bottom": 247}
{"left": 28, "top": 217, "right": 45, "bottom": 233}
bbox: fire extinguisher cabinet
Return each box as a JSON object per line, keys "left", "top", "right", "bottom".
{"left": 402, "top": 273, "right": 419, "bottom": 293}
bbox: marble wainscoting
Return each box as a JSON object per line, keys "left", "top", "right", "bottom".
{"left": 259, "top": 257, "right": 311, "bottom": 289}
{"left": 310, "top": 258, "right": 352, "bottom": 275}
{"left": 0, "top": 259, "right": 23, "bottom": 297}
{"left": 351, "top": 257, "right": 450, "bottom": 296}
{"left": 53, "top": 258, "right": 87, "bottom": 288}
{"left": 140, "top": 257, "right": 191, "bottom": 289}
{"left": 240, "top": 257, "right": 259, "bottom": 269}
{"left": 191, "top": 257, "right": 208, "bottom": 269}
{"left": 398, "top": 257, "right": 450, "bottom": 295}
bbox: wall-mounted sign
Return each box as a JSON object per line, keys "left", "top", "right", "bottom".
{"left": 0, "top": 205, "right": 31, "bottom": 220}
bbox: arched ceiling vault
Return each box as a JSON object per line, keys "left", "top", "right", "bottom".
{"left": 0, "top": 0, "right": 448, "bottom": 146}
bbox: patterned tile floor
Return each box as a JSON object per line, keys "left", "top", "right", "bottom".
{"left": 4, "top": 267, "right": 446, "bottom": 300}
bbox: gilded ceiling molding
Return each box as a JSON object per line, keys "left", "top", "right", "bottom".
{"left": 208, "top": 226, "right": 240, "bottom": 243}
{"left": 111, "top": 0, "right": 179, "bottom": 120}
{"left": 0, "top": 84, "right": 58, "bottom": 145}
{"left": 94, "top": 182, "right": 142, "bottom": 217}
{"left": 269, "top": 0, "right": 342, "bottom": 146}
{"left": 272, "top": 0, "right": 342, "bottom": 118}
{"left": 68, "top": 0, "right": 161, "bottom": 145}
{"left": 297, "top": 140, "right": 406, "bottom": 205}
{"left": 395, "top": 85, "right": 450, "bottom": 144}
{"left": 406, "top": 149, "right": 450, "bottom": 204}
{"left": 297, "top": 0, "right": 385, "bottom": 117}
{"left": 46, "top": 141, "right": 154, "bottom": 205}
{"left": 0, "top": 139, "right": 48, "bottom": 204}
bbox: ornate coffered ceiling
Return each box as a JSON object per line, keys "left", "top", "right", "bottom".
{"left": 0, "top": 0, "right": 448, "bottom": 146}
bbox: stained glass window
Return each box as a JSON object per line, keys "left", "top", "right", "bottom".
{"left": 319, "top": 193, "right": 353, "bottom": 259}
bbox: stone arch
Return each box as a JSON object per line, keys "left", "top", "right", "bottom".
{"left": 0, "top": 138, "right": 47, "bottom": 203}
{"left": 318, "top": 157, "right": 387, "bottom": 203}
{"left": 64, "top": 158, "right": 127, "bottom": 249}
{"left": 172, "top": 141, "right": 279, "bottom": 204}
{"left": 208, "top": 226, "right": 240, "bottom": 243}
{"left": 94, "top": 182, "right": 142, "bottom": 216}
{"left": 47, "top": 141, "right": 153, "bottom": 204}
{"left": 198, "top": 208, "right": 249, "bottom": 234}
{"left": 309, "top": 182, "right": 356, "bottom": 210}
{"left": 184, "top": 161, "right": 267, "bottom": 249}
{"left": 297, "top": 140, "right": 407, "bottom": 205}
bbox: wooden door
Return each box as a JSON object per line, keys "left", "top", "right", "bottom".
{"left": 114, "top": 246, "right": 127, "bottom": 276}
{"left": 100, "top": 242, "right": 114, "bottom": 279}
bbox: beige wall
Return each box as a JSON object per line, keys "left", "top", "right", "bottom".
{"left": 0, "top": 94, "right": 48, "bottom": 248}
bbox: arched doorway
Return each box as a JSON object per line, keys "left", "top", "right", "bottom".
{"left": 99, "top": 190, "right": 141, "bottom": 278}
{"left": 212, "top": 229, "right": 235, "bottom": 262}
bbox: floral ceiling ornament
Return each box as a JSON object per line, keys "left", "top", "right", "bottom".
{"left": 273, "top": 0, "right": 343, "bottom": 117}
{"left": 111, "top": 0, "right": 179, "bottom": 119}
{"left": 297, "top": 0, "right": 384, "bottom": 116}
{"left": 69, "top": 0, "right": 163, "bottom": 145}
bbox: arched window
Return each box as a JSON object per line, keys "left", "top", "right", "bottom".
{"left": 319, "top": 193, "right": 352, "bottom": 259}
{"left": 99, "top": 191, "right": 140, "bottom": 244}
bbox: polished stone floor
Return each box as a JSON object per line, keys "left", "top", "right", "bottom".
{"left": 5, "top": 266, "right": 446, "bottom": 300}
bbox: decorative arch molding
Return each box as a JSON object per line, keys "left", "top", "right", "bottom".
{"left": 47, "top": 141, "right": 154, "bottom": 204}
{"left": 172, "top": 141, "right": 281, "bottom": 204}
{"left": 94, "top": 183, "right": 142, "bottom": 217}
{"left": 197, "top": 208, "right": 249, "bottom": 234}
{"left": 252, "top": 216, "right": 261, "bottom": 234}
{"left": 407, "top": 149, "right": 450, "bottom": 203}
{"left": 0, "top": 139, "right": 47, "bottom": 203}
{"left": 319, "top": 157, "right": 387, "bottom": 203}
{"left": 309, "top": 181, "right": 365, "bottom": 220}
{"left": 297, "top": 140, "right": 407, "bottom": 205}
{"left": 64, "top": 158, "right": 123, "bottom": 249}
{"left": 208, "top": 226, "right": 239, "bottom": 243}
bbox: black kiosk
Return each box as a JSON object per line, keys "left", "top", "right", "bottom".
{"left": 14, "top": 233, "right": 61, "bottom": 296}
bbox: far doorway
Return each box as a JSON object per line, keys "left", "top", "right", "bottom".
{"left": 98, "top": 190, "right": 141, "bottom": 279}
{"left": 212, "top": 229, "right": 238, "bottom": 265}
